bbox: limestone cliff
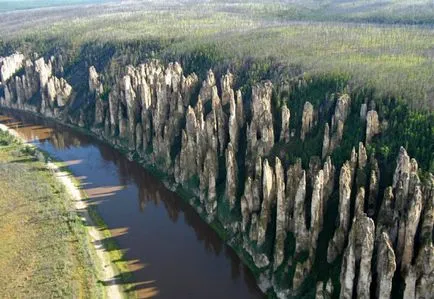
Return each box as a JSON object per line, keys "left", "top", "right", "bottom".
{"left": 1, "top": 53, "right": 433, "bottom": 299}
{"left": 0, "top": 52, "right": 25, "bottom": 83}
{"left": 0, "top": 55, "right": 72, "bottom": 117}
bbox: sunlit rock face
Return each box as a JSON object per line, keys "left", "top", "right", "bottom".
{"left": 1, "top": 54, "right": 433, "bottom": 299}
{"left": 225, "top": 142, "right": 237, "bottom": 210}
{"left": 0, "top": 52, "right": 25, "bottom": 83}
{"left": 89, "top": 67, "right": 106, "bottom": 127}
{"left": 339, "top": 214, "right": 375, "bottom": 299}
{"left": 279, "top": 104, "right": 291, "bottom": 143}
{"left": 376, "top": 232, "right": 396, "bottom": 299}
{"left": 0, "top": 54, "right": 72, "bottom": 116}
{"left": 327, "top": 161, "right": 353, "bottom": 263}
{"left": 246, "top": 81, "right": 274, "bottom": 170}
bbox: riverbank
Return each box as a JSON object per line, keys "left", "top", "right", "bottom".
{"left": 0, "top": 123, "right": 124, "bottom": 299}
{"left": 0, "top": 106, "right": 268, "bottom": 298}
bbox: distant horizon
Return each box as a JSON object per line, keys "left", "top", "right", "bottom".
{"left": 0, "top": 0, "right": 112, "bottom": 12}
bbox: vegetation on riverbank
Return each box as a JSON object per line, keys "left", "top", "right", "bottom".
{"left": 0, "top": 129, "right": 103, "bottom": 298}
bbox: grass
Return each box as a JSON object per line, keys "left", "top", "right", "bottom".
{"left": 0, "top": 130, "right": 102, "bottom": 298}
{"left": 42, "top": 153, "right": 136, "bottom": 297}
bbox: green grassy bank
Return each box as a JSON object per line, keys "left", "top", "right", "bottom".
{"left": 0, "top": 129, "right": 103, "bottom": 298}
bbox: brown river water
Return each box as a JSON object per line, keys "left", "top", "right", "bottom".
{"left": 0, "top": 110, "right": 265, "bottom": 299}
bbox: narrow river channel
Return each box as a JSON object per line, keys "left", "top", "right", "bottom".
{"left": 0, "top": 110, "right": 265, "bottom": 299}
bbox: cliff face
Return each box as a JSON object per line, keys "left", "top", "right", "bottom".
{"left": 0, "top": 55, "right": 72, "bottom": 118}
{"left": 0, "top": 52, "right": 25, "bottom": 83}
{"left": 1, "top": 52, "right": 433, "bottom": 299}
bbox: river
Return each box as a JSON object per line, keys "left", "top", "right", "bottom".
{"left": 0, "top": 110, "right": 265, "bottom": 299}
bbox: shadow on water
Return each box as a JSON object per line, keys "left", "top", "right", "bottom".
{"left": 0, "top": 110, "right": 265, "bottom": 299}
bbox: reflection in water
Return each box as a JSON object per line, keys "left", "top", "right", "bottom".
{"left": 0, "top": 111, "right": 265, "bottom": 299}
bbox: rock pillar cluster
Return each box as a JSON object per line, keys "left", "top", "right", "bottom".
{"left": 1, "top": 52, "right": 433, "bottom": 299}
{"left": 0, "top": 54, "right": 72, "bottom": 117}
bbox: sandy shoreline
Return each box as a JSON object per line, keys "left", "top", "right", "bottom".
{"left": 0, "top": 123, "right": 123, "bottom": 299}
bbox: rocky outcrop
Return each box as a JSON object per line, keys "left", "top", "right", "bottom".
{"left": 292, "top": 159, "right": 334, "bottom": 289}
{"left": 201, "top": 148, "right": 218, "bottom": 220}
{"left": 279, "top": 104, "right": 291, "bottom": 143}
{"left": 316, "top": 279, "right": 333, "bottom": 299}
{"left": 413, "top": 243, "right": 434, "bottom": 299}
{"left": 221, "top": 71, "right": 234, "bottom": 106}
{"left": 327, "top": 162, "right": 353, "bottom": 263}
{"left": 89, "top": 67, "right": 106, "bottom": 127}
{"left": 354, "top": 187, "right": 365, "bottom": 216}
{"left": 372, "top": 147, "right": 433, "bottom": 299}
{"left": 257, "top": 159, "right": 275, "bottom": 246}
{"left": 332, "top": 95, "right": 351, "bottom": 129}
{"left": 365, "top": 110, "right": 380, "bottom": 144}
{"left": 310, "top": 170, "right": 325, "bottom": 252}
{"left": 376, "top": 232, "right": 396, "bottom": 299}
{"left": 89, "top": 66, "right": 103, "bottom": 94}
{"left": 322, "top": 123, "right": 330, "bottom": 159}
{"left": 376, "top": 186, "right": 396, "bottom": 242}
{"left": 293, "top": 170, "right": 308, "bottom": 253}
{"left": 176, "top": 107, "right": 198, "bottom": 183}
{"left": 0, "top": 52, "right": 25, "bottom": 83}
{"left": 273, "top": 157, "right": 286, "bottom": 270}
{"left": 367, "top": 157, "right": 380, "bottom": 217}
{"left": 421, "top": 174, "right": 434, "bottom": 243}
{"left": 0, "top": 56, "right": 72, "bottom": 115}
{"left": 225, "top": 142, "right": 238, "bottom": 209}
{"left": 360, "top": 103, "right": 367, "bottom": 120}
{"left": 300, "top": 101, "right": 314, "bottom": 141}
{"left": 286, "top": 160, "right": 304, "bottom": 233}
{"left": 241, "top": 177, "right": 253, "bottom": 232}
{"left": 339, "top": 214, "right": 375, "bottom": 299}
{"left": 3, "top": 54, "right": 434, "bottom": 299}
{"left": 322, "top": 94, "right": 351, "bottom": 157}
{"left": 358, "top": 142, "right": 367, "bottom": 170}
{"left": 400, "top": 185, "right": 423, "bottom": 272}
{"left": 44, "top": 76, "right": 72, "bottom": 108}
{"left": 246, "top": 82, "right": 274, "bottom": 169}
{"left": 199, "top": 69, "right": 216, "bottom": 103}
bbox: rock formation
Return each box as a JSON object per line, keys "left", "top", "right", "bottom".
{"left": 199, "top": 69, "right": 216, "bottom": 103}
{"left": 376, "top": 232, "right": 396, "bottom": 299}
{"left": 365, "top": 109, "right": 380, "bottom": 144}
{"left": 257, "top": 159, "right": 275, "bottom": 246}
{"left": 327, "top": 162, "right": 353, "bottom": 263}
{"left": 322, "top": 94, "right": 351, "bottom": 157}
{"left": 367, "top": 157, "right": 380, "bottom": 217}
{"left": 246, "top": 81, "right": 274, "bottom": 169}
{"left": 280, "top": 104, "right": 291, "bottom": 143}
{"left": 0, "top": 55, "right": 72, "bottom": 116}
{"left": 225, "top": 142, "right": 238, "bottom": 209}
{"left": 273, "top": 157, "right": 286, "bottom": 270}
{"left": 300, "top": 101, "right": 314, "bottom": 141}
{"left": 339, "top": 214, "right": 375, "bottom": 299}
{"left": 0, "top": 52, "right": 25, "bottom": 83}
{"left": 293, "top": 170, "right": 308, "bottom": 253}
{"left": 2, "top": 53, "right": 433, "bottom": 299}
{"left": 316, "top": 279, "right": 333, "bottom": 299}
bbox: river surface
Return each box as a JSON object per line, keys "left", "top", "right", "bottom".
{"left": 0, "top": 110, "right": 265, "bottom": 299}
